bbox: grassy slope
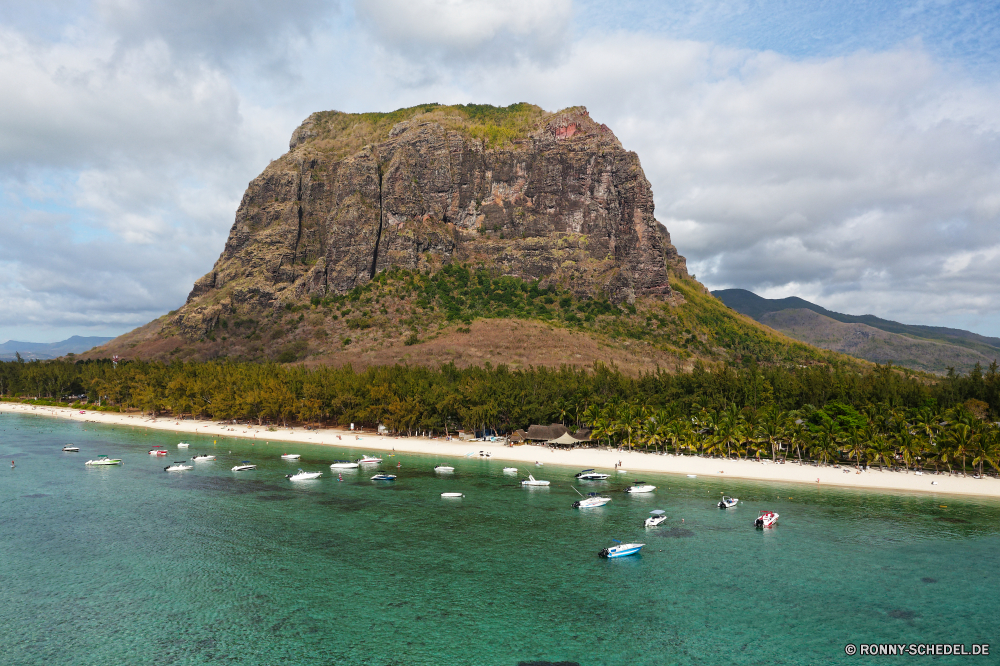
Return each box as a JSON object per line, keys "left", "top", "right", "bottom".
{"left": 87, "top": 266, "right": 860, "bottom": 375}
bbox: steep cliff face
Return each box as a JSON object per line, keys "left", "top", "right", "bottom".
{"left": 176, "top": 104, "right": 689, "bottom": 338}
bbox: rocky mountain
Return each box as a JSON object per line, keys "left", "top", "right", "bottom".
{"left": 86, "top": 104, "right": 853, "bottom": 373}
{"left": 714, "top": 288, "right": 999, "bottom": 374}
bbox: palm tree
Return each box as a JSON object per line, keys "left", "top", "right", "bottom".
{"left": 943, "top": 423, "right": 976, "bottom": 475}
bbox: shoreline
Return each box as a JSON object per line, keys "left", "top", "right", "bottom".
{"left": 4, "top": 402, "right": 1000, "bottom": 499}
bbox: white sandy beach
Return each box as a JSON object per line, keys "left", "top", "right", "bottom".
{"left": 4, "top": 401, "right": 1000, "bottom": 499}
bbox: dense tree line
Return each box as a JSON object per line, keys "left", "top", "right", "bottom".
{"left": 2, "top": 357, "right": 999, "bottom": 475}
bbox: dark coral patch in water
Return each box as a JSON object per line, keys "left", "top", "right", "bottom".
{"left": 21, "top": 493, "right": 49, "bottom": 498}
{"left": 921, "top": 577, "right": 937, "bottom": 583}
{"left": 518, "top": 662, "right": 582, "bottom": 666}
{"left": 888, "top": 610, "right": 917, "bottom": 620}
{"left": 934, "top": 516, "right": 968, "bottom": 524}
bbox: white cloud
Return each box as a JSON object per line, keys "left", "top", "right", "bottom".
{"left": 355, "top": 0, "right": 571, "bottom": 63}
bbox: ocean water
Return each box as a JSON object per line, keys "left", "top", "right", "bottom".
{"left": 1, "top": 412, "right": 998, "bottom": 666}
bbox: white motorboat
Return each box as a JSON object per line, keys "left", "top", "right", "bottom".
{"left": 85, "top": 455, "right": 122, "bottom": 466}
{"left": 330, "top": 460, "right": 359, "bottom": 469}
{"left": 280, "top": 454, "right": 301, "bottom": 460}
{"left": 754, "top": 510, "right": 779, "bottom": 528}
{"left": 148, "top": 448, "right": 168, "bottom": 456}
{"left": 624, "top": 481, "right": 656, "bottom": 493}
{"left": 165, "top": 461, "right": 193, "bottom": 471}
{"left": 232, "top": 462, "right": 257, "bottom": 471}
{"left": 357, "top": 455, "right": 382, "bottom": 464}
{"left": 192, "top": 454, "right": 216, "bottom": 461}
{"left": 62, "top": 445, "right": 79, "bottom": 452}
{"left": 441, "top": 492, "right": 464, "bottom": 498}
{"left": 521, "top": 474, "right": 550, "bottom": 486}
{"left": 645, "top": 509, "right": 667, "bottom": 527}
{"left": 718, "top": 496, "right": 738, "bottom": 509}
{"left": 434, "top": 465, "right": 455, "bottom": 473}
{"left": 599, "top": 541, "right": 644, "bottom": 558}
{"left": 575, "top": 469, "right": 610, "bottom": 480}
{"left": 177, "top": 442, "right": 190, "bottom": 448}
{"left": 502, "top": 467, "right": 518, "bottom": 474}
{"left": 573, "top": 493, "right": 612, "bottom": 508}
{"left": 287, "top": 469, "right": 322, "bottom": 481}
{"left": 686, "top": 474, "right": 697, "bottom": 478}
{"left": 371, "top": 473, "right": 396, "bottom": 481}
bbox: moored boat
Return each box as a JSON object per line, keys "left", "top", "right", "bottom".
{"left": 573, "top": 493, "right": 612, "bottom": 508}
{"left": 148, "top": 447, "right": 168, "bottom": 456}
{"left": 434, "top": 465, "right": 455, "bottom": 473}
{"left": 624, "top": 481, "right": 656, "bottom": 493}
{"left": 177, "top": 442, "right": 190, "bottom": 448}
{"left": 191, "top": 454, "right": 216, "bottom": 461}
{"left": 357, "top": 455, "right": 382, "bottom": 464}
{"left": 441, "top": 492, "right": 464, "bottom": 498}
{"left": 287, "top": 469, "right": 322, "bottom": 481}
{"left": 85, "top": 455, "right": 122, "bottom": 466}
{"left": 718, "top": 496, "right": 738, "bottom": 509}
{"left": 232, "top": 462, "right": 257, "bottom": 471}
{"left": 754, "top": 510, "right": 779, "bottom": 528}
{"left": 330, "top": 460, "right": 359, "bottom": 469}
{"left": 165, "top": 461, "right": 193, "bottom": 471}
{"left": 521, "top": 474, "right": 550, "bottom": 486}
{"left": 645, "top": 510, "right": 667, "bottom": 527}
{"left": 371, "top": 473, "right": 396, "bottom": 481}
{"left": 502, "top": 467, "right": 518, "bottom": 474}
{"left": 62, "top": 445, "right": 79, "bottom": 452}
{"left": 599, "top": 541, "right": 644, "bottom": 558}
{"left": 280, "top": 454, "right": 301, "bottom": 460}
{"left": 575, "top": 469, "right": 611, "bottom": 480}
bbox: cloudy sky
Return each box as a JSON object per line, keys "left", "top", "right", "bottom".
{"left": 2, "top": 0, "right": 1000, "bottom": 342}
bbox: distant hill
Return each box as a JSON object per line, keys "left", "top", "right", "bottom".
{"left": 713, "top": 289, "right": 1000, "bottom": 374}
{"left": 0, "top": 336, "right": 114, "bottom": 361}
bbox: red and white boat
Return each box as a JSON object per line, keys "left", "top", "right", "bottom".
{"left": 148, "top": 447, "right": 168, "bottom": 456}
{"left": 754, "top": 510, "right": 779, "bottom": 529}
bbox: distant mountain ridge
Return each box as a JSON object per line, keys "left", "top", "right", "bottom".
{"left": 0, "top": 336, "right": 114, "bottom": 360}
{"left": 712, "top": 289, "right": 1000, "bottom": 374}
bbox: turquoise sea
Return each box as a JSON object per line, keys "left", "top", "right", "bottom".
{"left": 1, "top": 412, "right": 998, "bottom": 665}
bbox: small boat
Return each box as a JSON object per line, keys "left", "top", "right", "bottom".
{"left": 85, "top": 455, "right": 122, "bottom": 466}
{"left": 718, "top": 496, "right": 738, "bottom": 509}
{"left": 280, "top": 454, "right": 301, "bottom": 460}
{"left": 599, "top": 540, "right": 644, "bottom": 558}
{"left": 434, "top": 465, "right": 455, "bottom": 473}
{"left": 521, "top": 474, "right": 550, "bottom": 486}
{"left": 165, "top": 461, "right": 193, "bottom": 471}
{"left": 62, "top": 445, "right": 79, "bottom": 452}
{"left": 645, "top": 509, "right": 667, "bottom": 527}
{"left": 232, "top": 462, "right": 257, "bottom": 472}
{"left": 357, "top": 455, "right": 382, "bottom": 464}
{"left": 575, "top": 469, "right": 610, "bottom": 480}
{"left": 573, "top": 493, "right": 612, "bottom": 508}
{"left": 191, "top": 454, "right": 216, "bottom": 462}
{"left": 686, "top": 474, "right": 697, "bottom": 478}
{"left": 330, "top": 461, "right": 359, "bottom": 469}
{"left": 148, "top": 448, "right": 168, "bottom": 456}
{"left": 754, "top": 510, "right": 779, "bottom": 529}
{"left": 441, "top": 492, "right": 464, "bottom": 498}
{"left": 371, "top": 474, "right": 396, "bottom": 481}
{"left": 624, "top": 481, "right": 656, "bottom": 493}
{"left": 502, "top": 467, "right": 518, "bottom": 474}
{"left": 177, "top": 442, "right": 190, "bottom": 448}
{"left": 287, "top": 469, "right": 322, "bottom": 481}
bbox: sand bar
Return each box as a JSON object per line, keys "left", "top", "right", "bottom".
{"left": 4, "top": 401, "right": 1000, "bottom": 499}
